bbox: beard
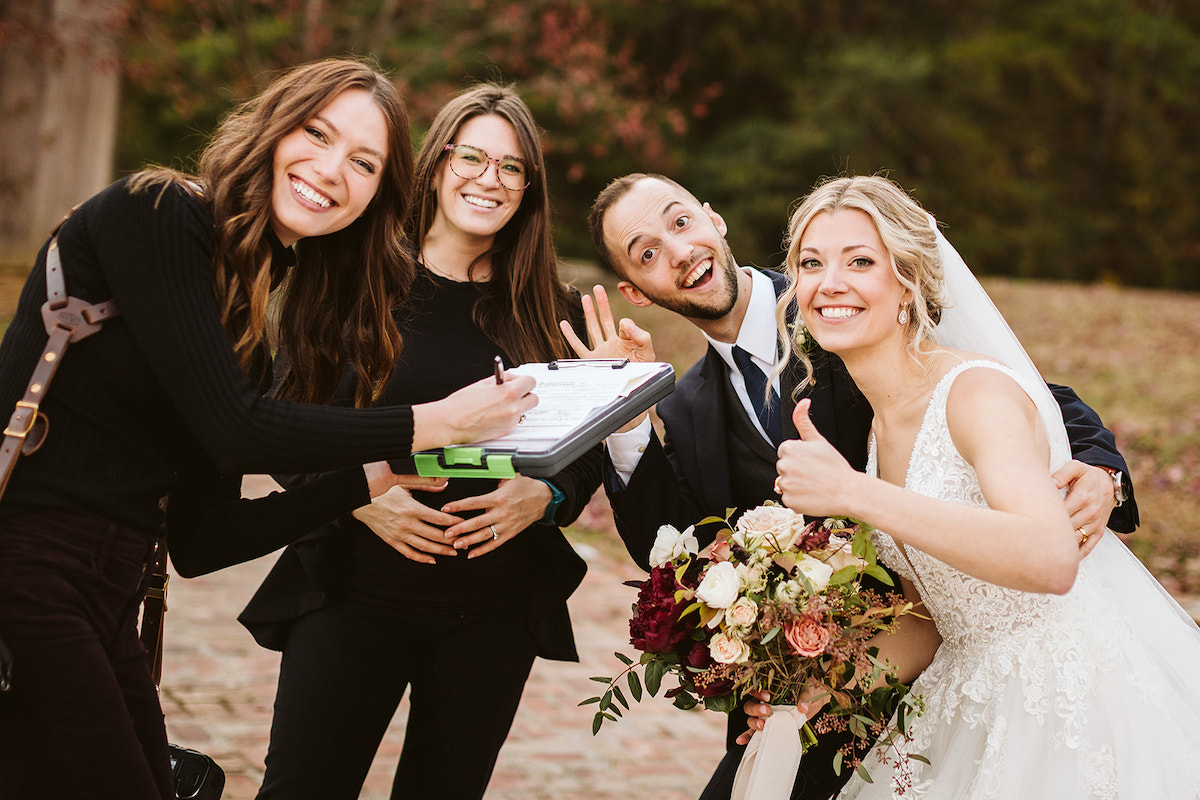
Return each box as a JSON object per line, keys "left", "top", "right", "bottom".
{"left": 645, "top": 238, "right": 740, "bottom": 321}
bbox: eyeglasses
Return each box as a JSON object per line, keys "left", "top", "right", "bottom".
{"left": 442, "top": 144, "right": 535, "bottom": 191}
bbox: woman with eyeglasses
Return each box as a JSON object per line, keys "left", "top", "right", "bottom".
{"left": 245, "top": 83, "right": 601, "bottom": 800}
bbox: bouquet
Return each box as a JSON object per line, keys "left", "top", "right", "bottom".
{"left": 583, "top": 503, "right": 925, "bottom": 784}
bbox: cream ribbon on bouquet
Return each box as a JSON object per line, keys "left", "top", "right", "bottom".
{"left": 731, "top": 705, "right": 810, "bottom": 800}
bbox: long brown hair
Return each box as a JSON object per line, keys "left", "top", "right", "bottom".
{"left": 138, "top": 57, "right": 416, "bottom": 407}
{"left": 408, "top": 83, "right": 573, "bottom": 364}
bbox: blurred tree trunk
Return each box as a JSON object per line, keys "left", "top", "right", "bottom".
{"left": 0, "top": 0, "right": 124, "bottom": 267}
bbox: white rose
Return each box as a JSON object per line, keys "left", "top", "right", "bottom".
{"left": 709, "top": 632, "right": 751, "bottom": 664}
{"left": 648, "top": 524, "right": 699, "bottom": 568}
{"left": 727, "top": 597, "right": 759, "bottom": 629}
{"left": 695, "top": 561, "right": 741, "bottom": 609}
{"left": 796, "top": 554, "right": 834, "bottom": 592}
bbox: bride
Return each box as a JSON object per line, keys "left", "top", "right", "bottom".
{"left": 758, "top": 175, "right": 1200, "bottom": 798}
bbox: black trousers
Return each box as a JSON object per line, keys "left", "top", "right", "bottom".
{"left": 257, "top": 597, "right": 538, "bottom": 800}
{"left": 0, "top": 509, "right": 173, "bottom": 800}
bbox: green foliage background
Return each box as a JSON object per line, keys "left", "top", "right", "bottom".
{"left": 118, "top": 0, "right": 1200, "bottom": 288}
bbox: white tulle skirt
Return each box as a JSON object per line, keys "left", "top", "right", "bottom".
{"left": 839, "top": 535, "right": 1200, "bottom": 800}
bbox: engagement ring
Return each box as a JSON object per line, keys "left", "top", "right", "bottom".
{"left": 490, "top": 524, "right": 499, "bottom": 541}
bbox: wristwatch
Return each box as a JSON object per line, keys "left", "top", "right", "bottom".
{"left": 1102, "top": 467, "right": 1128, "bottom": 508}
{"left": 537, "top": 479, "right": 565, "bottom": 525}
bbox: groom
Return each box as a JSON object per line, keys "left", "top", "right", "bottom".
{"left": 564, "top": 173, "right": 1139, "bottom": 800}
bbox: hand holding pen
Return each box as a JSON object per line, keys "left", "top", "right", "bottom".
{"left": 411, "top": 361, "right": 536, "bottom": 450}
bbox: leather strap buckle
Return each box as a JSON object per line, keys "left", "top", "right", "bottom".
{"left": 144, "top": 573, "right": 169, "bottom": 604}
{"left": 3, "top": 401, "right": 39, "bottom": 439}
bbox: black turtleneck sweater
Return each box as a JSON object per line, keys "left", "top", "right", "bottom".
{"left": 0, "top": 176, "right": 416, "bottom": 563}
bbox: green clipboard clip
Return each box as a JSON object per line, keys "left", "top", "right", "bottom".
{"left": 412, "top": 447, "right": 516, "bottom": 479}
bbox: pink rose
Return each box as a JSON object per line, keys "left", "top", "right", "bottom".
{"left": 727, "top": 597, "right": 759, "bottom": 628}
{"left": 785, "top": 615, "right": 831, "bottom": 657}
{"left": 735, "top": 504, "right": 806, "bottom": 551}
{"left": 709, "top": 535, "right": 733, "bottom": 563}
{"left": 709, "top": 632, "right": 751, "bottom": 664}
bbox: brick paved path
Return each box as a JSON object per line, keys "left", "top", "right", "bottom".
{"left": 161, "top": 480, "right": 727, "bottom": 800}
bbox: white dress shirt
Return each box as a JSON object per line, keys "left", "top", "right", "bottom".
{"left": 606, "top": 267, "right": 782, "bottom": 485}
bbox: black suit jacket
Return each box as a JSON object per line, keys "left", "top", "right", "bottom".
{"left": 607, "top": 271, "right": 873, "bottom": 570}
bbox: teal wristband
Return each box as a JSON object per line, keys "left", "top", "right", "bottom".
{"left": 537, "top": 479, "right": 565, "bottom": 525}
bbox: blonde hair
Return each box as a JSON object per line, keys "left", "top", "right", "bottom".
{"left": 774, "top": 175, "right": 947, "bottom": 392}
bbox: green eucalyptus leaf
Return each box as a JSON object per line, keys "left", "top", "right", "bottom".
{"left": 646, "top": 658, "right": 666, "bottom": 696}
{"left": 864, "top": 564, "right": 894, "bottom": 586}
{"left": 628, "top": 671, "right": 643, "bottom": 702}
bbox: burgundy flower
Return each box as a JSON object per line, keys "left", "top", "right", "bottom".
{"left": 629, "top": 566, "right": 690, "bottom": 653}
{"left": 797, "top": 519, "right": 832, "bottom": 553}
{"left": 682, "top": 638, "right": 713, "bottom": 671}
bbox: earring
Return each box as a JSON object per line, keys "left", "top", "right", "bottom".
{"left": 898, "top": 305, "right": 908, "bottom": 325}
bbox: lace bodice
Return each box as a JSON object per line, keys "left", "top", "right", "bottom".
{"left": 866, "top": 361, "right": 1086, "bottom": 657}
{"left": 857, "top": 361, "right": 1196, "bottom": 797}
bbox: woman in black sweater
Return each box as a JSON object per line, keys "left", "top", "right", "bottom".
{"left": 245, "top": 84, "right": 602, "bottom": 800}
{"left": 0, "top": 59, "right": 533, "bottom": 799}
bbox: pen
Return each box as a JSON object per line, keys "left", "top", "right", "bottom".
{"left": 494, "top": 355, "right": 504, "bottom": 385}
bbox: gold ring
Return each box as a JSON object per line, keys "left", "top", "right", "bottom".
{"left": 773, "top": 478, "right": 783, "bottom": 495}
{"left": 490, "top": 524, "right": 499, "bottom": 541}
{"left": 1076, "top": 527, "right": 1088, "bottom": 547}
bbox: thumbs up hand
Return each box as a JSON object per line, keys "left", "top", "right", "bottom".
{"left": 775, "top": 399, "right": 858, "bottom": 518}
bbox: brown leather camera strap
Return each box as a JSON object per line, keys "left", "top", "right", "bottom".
{"left": 141, "top": 539, "right": 170, "bottom": 686}
{"left": 0, "top": 234, "right": 118, "bottom": 496}
{"left": 0, "top": 223, "right": 171, "bottom": 690}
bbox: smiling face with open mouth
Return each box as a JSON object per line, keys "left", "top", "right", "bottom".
{"left": 603, "top": 177, "right": 740, "bottom": 321}
{"left": 427, "top": 113, "right": 526, "bottom": 251}
{"left": 793, "top": 208, "right": 911, "bottom": 358}
{"left": 270, "top": 87, "right": 388, "bottom": 248}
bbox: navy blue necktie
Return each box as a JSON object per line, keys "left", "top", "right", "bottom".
{"left": 732, "top": 345, "right": 782, "bottom": 446}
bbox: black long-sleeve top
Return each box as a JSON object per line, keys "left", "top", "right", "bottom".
{"left": 0, "top": 177, "right": 416, "bottom": 541}
{"left": 236, "top": 268, "right": 602, "bottom": 661}
{"left": 340, "top": 269, "right": 602, "bottom": 609}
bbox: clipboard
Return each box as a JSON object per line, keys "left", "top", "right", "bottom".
{"left": 394, "top": 360, "right": 675, "bottom": 479}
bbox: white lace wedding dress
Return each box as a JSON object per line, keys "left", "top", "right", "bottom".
{"left": 838, "top": 360, "right": 1200, "bottom": 800}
